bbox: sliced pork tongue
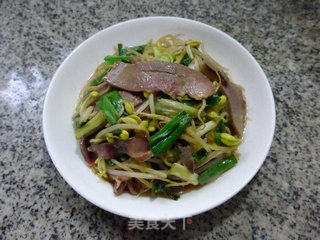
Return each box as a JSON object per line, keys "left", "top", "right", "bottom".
{"left": 179, "top": 146, "right": 195, "bottom": 173}
{"left": 79, "top": 137, "right": 97, "bottom": 165}
{"left": 118, "top": 91, "right": 143, "bottom": 107}
{"left": 126, "top": 137, "right": 153, "bottom": 162}
{"left": 220, "top": 79, "right": 246, "bottom": 136}
{"left": 108, "top": 174, "right": 130, "bottom": 195}
{"left": 89, "top": 137, "right": 152, "bottom": 162}
{"left": 104, "top": 60, "right": 215, "bottom": 100}
{"left": 201, "top": 64, "right": 246, "bottom": 136}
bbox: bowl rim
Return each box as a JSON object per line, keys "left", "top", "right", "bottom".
{"left": 43, "top": 16, "right": 276, "bottom": 220}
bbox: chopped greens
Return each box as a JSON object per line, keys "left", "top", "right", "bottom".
{"left": 213, "top": 121, "right": 228, "bottom": 145}
{"left": 107, "top": 160, "right": 115, "bottom": 166}
{"left": 74, "top": 116, "right": 84, "bottom": 128}
{"left": 90, "top": 69, "right": 109, "bottom": 86}
{"left": 118, "top": 43, "right": 147, "bottom": 56}
{"left": 168, "top": 163, "right": 199, "bottom": 185}
{"left": 153, "top": 47, "right": 161, "bottom": 58}
{"left": 76, "top": 111, "right": 106, "bottom": 139}
{"left": 180, "top": 52, "right": 192, "bottom": 66}
{"left": 215, "top": 120, "right": 227, "bottom": 133}
{"left": 159, "top": 55, "right": 172, "bottom": 62}
{"left": 96, "top": 91, "right": 123, "bottom": 124}
{"left": 104, "top": 55, "right": 131, "bottom": 65}
{"left": 151, "top": 180, "right": 179, "bottom": 200}
{"left": 131, "top": 44, "right": 147, "bottom": 53}
{"left": 198, "top": 155, "right": 237, "bottom": 185}
{"left": 155, "top": 98, "right": 198, "bottom": 117}
{"left": 172, "top": 146, "right": 181, "bottom": 158}
{"left": 149, "top": 111, "right": 192, "bottom": 155}
{"left": 112, "top": 129, "right": 122, "bottom": 136}
{"left": 214, "top": 132, "right": 223, "bottom": 145}
{"left": 118, "top": 43, "right": 127, "bottom": 56}
{"left": 192, "top": 148, "right": 208, "bottom": 163}
{"left": 206, "top": 95, "right": 221, "bottom": 107}
{"left": 152, "top": 47, "right": 173, "bottom": 62}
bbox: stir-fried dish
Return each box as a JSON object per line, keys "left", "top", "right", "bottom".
{"left": 73, "top": 35, "right": 246, "bottom": 200}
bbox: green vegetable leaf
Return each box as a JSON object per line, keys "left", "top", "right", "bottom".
{"left": 105, "top": 91, "right": 122, "bottom": 112}
{"left": 82, "top": 91, "right": 90, "bottom": 97}
{"left": 149, "top": 111, "right": 192, "bottom": 155}
{"left": 155, "top": 98, "right": 198, "bottom": 117}
{"left": 149, "top": 111, "right": 187, "bottom": 147}
{"left": 112, "top": 129, "right": 122, "bottom": 136}
{"left": 104, "top": 55, "right": 131, "bottom": 65}
{"left": 151, "top": 180, "right": 180, "bottom": 200}
{"left": 198, "top": 155, "right": 237, "bottom": 185}
{"left": 153, "top": 47, "right": 161, "bottom": 58}
{"left": 192, "top": 148, "right": 208, "bottom": 163}
{"left": 172, "top": 146, "right": 181, "bottom": 158}
{"left": 159, "top": 55, "right": 171, "bottom": 62}
{"left": 168, "top": 163, "right": 199, "bottom": 185}
{"left": 97, "top": 97, "right": 118, "bottom": 124}
{"left": 76, "top": 111, "right": 106, "bottom": 139}
{"left": 130, "top": 44, "right": 147, "bottom": 53}
{"left": 107, "top": 160, "right": 115, "bottom": 166}
{"left": 206, "top": 95, "right": 221, "bottom": 107}
{"left": 214, "top": 132, "right": 222, "bottom": 145}
{"left": 118, "top": 43, "right": 146, "bottom": 56}
{"left": 96, "top": 91, "right": 122, "bottom": 124}
{"left": 74, "top": 116, "right": 84, "bottom": 128}
{"left": 76, "top": 121, "right": 84, "bottom": 128}
{"left": 180, "top": 52, "right": 192, "bottom": 66}
{"left": 90, "top": 69, "right": 110, "bottom": 86}
{"left": 118, "top": 43, "right": 127, "bottom": 56}
{"left": 215, "top": 120, "right": 227, "bottom": 133}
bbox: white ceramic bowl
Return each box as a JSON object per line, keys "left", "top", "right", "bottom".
{"left": 43, "top": 17, "right": 275, "bottom": 221}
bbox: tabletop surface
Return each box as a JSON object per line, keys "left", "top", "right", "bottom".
{"left": 1, "top": 0, "right": 319, "bottom": 239}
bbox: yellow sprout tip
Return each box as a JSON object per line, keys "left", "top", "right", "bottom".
{"left": 123, "top": 100, "right": 135, "bottom": 115}
{"left": 120, "top": 130, "right": 129, "bottom": 140}
{"left": 143, "top": 92, "right": 150, "bottom": 99}
{"left": 90, "top": 91, "right": 99, "bottom": 97}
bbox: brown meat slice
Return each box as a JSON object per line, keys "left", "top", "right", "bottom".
{"left": 179, "top": 146, "right": 195, "bottom": 173}
{"left": 220, "top": 80, "right": 246, "bottom": 136}
{"left": 104, "top": 61, "right": 215, "bottom": 100}
{"left": 108, "top": 174, "right": 130, "bottom": 195}
{"left": 94, "top": 81, "right": 109, "bottom": 92}
{"left": 201, "top": 65, "right": 246, "bottom": 136}
{"left": 90, "top": 137, "right": 152, "bottom": 162}
{"left": 79, "top": 137, "right": 97, "bottom": 165}
{"left": 118, "top": 91, "right": 143, "bottom": 107}
{"left": 127, "top": 137, "right": 153, "bottom": 162}
{"left": 90, "top": 140, "right": 128, "bottom": 159}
